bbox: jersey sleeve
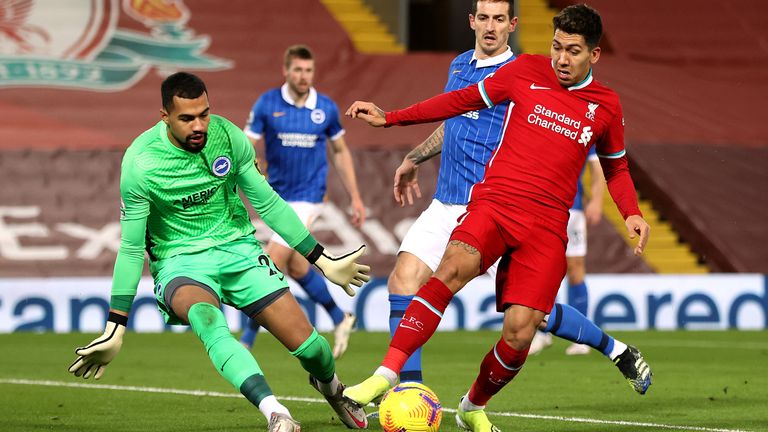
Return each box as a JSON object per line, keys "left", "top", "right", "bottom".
{"left": 243, "top": 96, "right": 266, "bottom": 140}
{"left": 386, "top": 82, "right": 489, "bottom": 126}
{"left": 326, "top": 100, "right": 345, "bottom": 141}
{"left": 596, "top": 102, "right": 641, "bottom": 219}
{"left": 236, "top": 162, "right": 319, "bottom": 256}
{"left": 110, "top": 152, "right": 150, "bottom": 302}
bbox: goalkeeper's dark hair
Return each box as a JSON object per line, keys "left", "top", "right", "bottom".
{"left": 284, "top": 44, "right": 314, "bottom": 68}
{"left": 471, "top": 0, "right": 514, "bottom": 18}
{"left": 552, "top": 4, "right": 603, "bottom": 49}
{"left": 161, "top": 72, "right": 207, "bottom": 111}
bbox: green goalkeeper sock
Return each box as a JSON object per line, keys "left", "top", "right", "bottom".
{"left": 188, "top": 303, "right": 273, "bottom": 406}
{"left": 290, "top": 329, "right": 335, "bottom": 383}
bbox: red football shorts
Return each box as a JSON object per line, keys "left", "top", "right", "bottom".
{"left": 450, "top": 200, "right": 567, "bottom": 313}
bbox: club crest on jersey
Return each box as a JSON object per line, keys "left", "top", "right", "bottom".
{"left": 212, "top": 156, "right": 232, "bottom": 177}
{"left": 586, "top": 102, "right": 599, "bottom": 121}
{"left": 310, "top": 109, "right": 326, "bottom": 124}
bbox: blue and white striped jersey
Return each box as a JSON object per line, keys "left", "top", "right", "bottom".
{"left": 572, "top": 146, "right": 598, "bottom": 211}
{"left": 435, "top": 48, "right": 515, "bottom": 204}
{"left": 244, "top": 84, "right": 344, "bottom": 202}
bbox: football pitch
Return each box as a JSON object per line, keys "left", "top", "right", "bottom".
{"left": 1, "top": 330, "right": 765, "bottom": 431}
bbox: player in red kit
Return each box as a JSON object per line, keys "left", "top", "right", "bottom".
{"left": 343, "top": 4, "right": 651, "bottom": 431}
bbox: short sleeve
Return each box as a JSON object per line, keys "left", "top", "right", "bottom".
{"left": 596, "top": 101, "right": 626, "bottom": 159}
{"left": 244, "top": 96, "right": 266, "bottom": 140}
{"left": 326, "top": 100, "right": 345, "bottom": 141}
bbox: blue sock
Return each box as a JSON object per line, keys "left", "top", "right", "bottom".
{"left": 389, "top": 294, "right": 423, "bottom": 382}
{"left": 297, "top": 268, "right": 345, "bottom": 325}
{"left": 239, "top": 317, "right": 260, "bottom": 348}
{"left": 545, "top": 303, "right": 614, "bottom": 358}
{"left": 568, "top": 281, "right": 589, "bottom": 317}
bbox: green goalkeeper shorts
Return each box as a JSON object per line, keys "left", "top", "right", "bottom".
{"left": 150, "top": 235, "right": 288, "bottom": 325}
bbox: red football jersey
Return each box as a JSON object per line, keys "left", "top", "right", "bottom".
{"left": 387, "top": 54, "right": 640, "bottom": 222}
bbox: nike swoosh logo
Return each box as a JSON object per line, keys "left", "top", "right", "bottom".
{"left": 220, "top": 354, "right": 234, "bottom": 372}
{"left": 452, "top": 69, "right": 462, "bottom": 74}
{"left": 398, "top": 323, "right": 420, "bottom": 331}
{"left": 344, "top": 408, "right": 367, "bottom": 427}
{"left": 273, "top": 112, "right": 286, "bottom": 117}
{"left": 530, "top": 83, "right": 551, "bottom": 90}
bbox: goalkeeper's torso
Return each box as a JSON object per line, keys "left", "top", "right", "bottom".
{"left": 121, "top": 115, "right": 254, "bottom": 260}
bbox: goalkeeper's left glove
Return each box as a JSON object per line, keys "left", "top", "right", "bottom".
{"left": 68, "top": 312, "right": 127, "bottom": 380}
{"left": 307, "top": 244, "right": 370, "bottom": 296}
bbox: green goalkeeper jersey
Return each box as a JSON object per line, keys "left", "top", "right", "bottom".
{"left": 111, "top": 114, "right": 318, "bottom": 301}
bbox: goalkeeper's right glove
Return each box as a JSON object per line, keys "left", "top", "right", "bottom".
{"left": 68, "top": 312, "right": 127, "bottom": 380}
{"left": 307, "top": 244, "right": 370, "bottom": 296}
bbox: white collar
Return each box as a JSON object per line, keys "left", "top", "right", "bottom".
{"left": 568, "top": 68, "right": 594, "bottom": 91}
{"left": 281, "top": 83, "right": 318, "bottom": 109}
{"left": 471, "top": 46, "right": 513, "bottom": 68}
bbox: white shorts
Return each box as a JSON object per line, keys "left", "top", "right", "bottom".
{"left": 565, "top": 209, "right": 587, "bottom": 258}
{"left": 399, "top": 199, "right": 498, "bottom": 280}
{"left": 269, "top": 202, "right": 324, "bottom": 247}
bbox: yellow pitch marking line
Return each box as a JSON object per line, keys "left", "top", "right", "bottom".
{"left": 0, "top": 378, "right": 750, "bottom": 432}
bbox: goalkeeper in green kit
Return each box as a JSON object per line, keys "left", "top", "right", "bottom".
{"left": 67, "top": 72, "right": 369, "bottom": 431}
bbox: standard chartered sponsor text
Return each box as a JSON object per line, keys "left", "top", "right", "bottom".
{"left": 279, "top": 133, "right": 318, "bottom": 148}
{"left": 527, "top": 104, "right": 581, "bottom": 139}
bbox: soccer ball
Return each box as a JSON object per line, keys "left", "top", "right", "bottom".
{"left": 378, "top": 382, "right": 442, "bottom": 432}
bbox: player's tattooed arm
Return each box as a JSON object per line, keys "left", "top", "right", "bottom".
{"left": 448, "top": 240, "right": 480, "bottom": 255}
{"left": 406, "top": 123, "right": 445, "bottom": 165}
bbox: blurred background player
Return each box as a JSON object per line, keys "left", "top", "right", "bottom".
{"left": 241, "top": 45, "right": 364, "bottom": 358}
{"left": 530, "top": 146, "right": 606, "bottom": 355}
{"left": 388, "top": 0, "right": 648, "bottom": 387}
{"left": 67, "top": 72, "right": 370, "bottom": 431}
{"left": 343, "top": 4, "right": 652, "bottom": 429}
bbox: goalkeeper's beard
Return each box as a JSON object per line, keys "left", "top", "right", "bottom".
{"left": 172, "top": 131, "right": 208, "bottom": 153}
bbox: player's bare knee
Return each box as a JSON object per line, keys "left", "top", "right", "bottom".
{"left": 388, "top": 267, "right": 420, "bottom": 295}
{"left": 501, "top": 325, "right": 536, "bottom": 351}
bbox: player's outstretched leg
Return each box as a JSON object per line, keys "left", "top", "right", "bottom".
{"left": 613, "top": 345, "right": 653, "bottom": 394}
{"left": 240, "top": 316, "right": 260, "bottom": 349}
{"left": 344, "top": 278, "right": 454, "bottom": 406}
{"left": 292, "top": 328, "right": 368, "bottom": 428}
{"left": 188, "top": 303, "right": 294, "bottom": 423}
{"left": 543, "top": 303, "right": 628, "bottom": 358}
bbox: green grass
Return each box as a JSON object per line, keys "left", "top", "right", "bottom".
{"left": 1, "top": 330, "right": 766, "bottom": 431}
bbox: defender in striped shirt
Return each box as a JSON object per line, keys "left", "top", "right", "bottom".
{"left": 241, "top": 45, "right": 364, "bottom": 359}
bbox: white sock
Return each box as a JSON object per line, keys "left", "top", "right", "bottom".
{"left": 314, "top": 373, "right": 341, "bottom": 396}
{"left": 374, "top": 366, "right": 399, "bottom": 386}
{"left": 258, "top": 395, "right": 291, "bottom": 420}
{"left": 609, "top": 340, "right": 628, "bottom": 361}
{"left": 460, "top": 393, "right": 486, "bottom": 412}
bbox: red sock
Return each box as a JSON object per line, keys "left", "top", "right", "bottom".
{"left": 467, "top": 339, "right": 529, "bottom": 406}
{"left": 382, "top": 277, "right": 454, "bottom": 373}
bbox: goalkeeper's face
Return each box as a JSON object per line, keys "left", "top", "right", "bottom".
{"left": 161, "top": 93, "right": 210, "bottom": 153}
{"left": 284, "top": 58, "right": 314, "bottom": 96}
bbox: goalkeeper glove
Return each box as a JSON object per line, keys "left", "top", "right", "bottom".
{"left": 307, "top": 244, "right": 370, "bottom": 296}
{"left": 68, "top": 312, "right": 127, "bottom": 380}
